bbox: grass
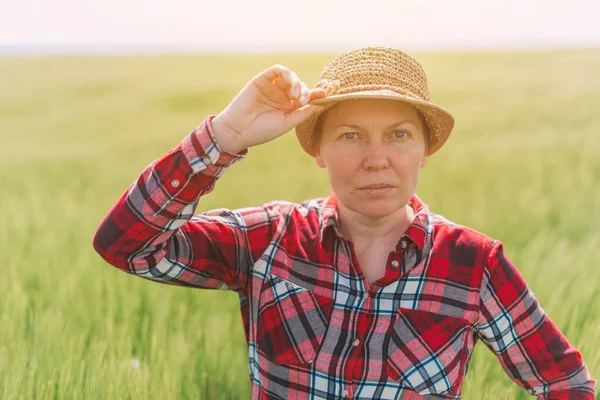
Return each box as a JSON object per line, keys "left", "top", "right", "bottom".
{"left": 0, "top": 48, "right": 598, "bottom": 399}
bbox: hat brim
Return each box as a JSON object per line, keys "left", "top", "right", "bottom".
{"left": 295, "top": 91, "right": 455, "bottom": 157}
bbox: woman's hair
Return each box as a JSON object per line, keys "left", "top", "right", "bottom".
{"left": 312, "top": 106, "right": 431, "bottom": 151}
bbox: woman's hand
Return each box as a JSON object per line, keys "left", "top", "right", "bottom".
{"left": 211, "top": 64, "right": 328, "bottom": 154}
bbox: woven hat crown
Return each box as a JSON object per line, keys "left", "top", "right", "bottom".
{"left": 315, "top": 47, "right": 431, "bottom": 103}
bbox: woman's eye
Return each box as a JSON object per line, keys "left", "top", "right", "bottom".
{"left": 342, "top": 132, "right": 358, "bottom": 139}
{"left": 392, "top": 130, "right": 408, "bottom": 139}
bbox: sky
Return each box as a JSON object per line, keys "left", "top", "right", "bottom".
{"left": 1, "top": 0, "right": 600, "bottom": 53}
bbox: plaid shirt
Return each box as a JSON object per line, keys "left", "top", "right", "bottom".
{"left": 93, "top": 115, "right": 595, "bottom": 399}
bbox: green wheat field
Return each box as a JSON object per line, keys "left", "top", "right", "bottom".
{"left": 1, "top": 49, "right": 599, "bottom": 399}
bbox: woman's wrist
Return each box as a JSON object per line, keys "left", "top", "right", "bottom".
{"left": 211, "top": 113, "right": 247, "bottom": 155}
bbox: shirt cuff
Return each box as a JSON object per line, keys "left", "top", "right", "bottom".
{"left": 181, "top": 114, "right": 248, "bottom": 176}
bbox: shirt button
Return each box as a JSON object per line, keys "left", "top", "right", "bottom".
{"left": 363, "top": 291, "right": 369, "bottom": 299}
{"left": 400, "top": 240, "right": 408, "bottom": 249}
{"left": 342, "top": 389, "right": 349, "bottom": 398}
{"left": 390, "top": 260, "right": 400, "bottom": 268}
{"left": 352, "top": 338, "right": 360, "bottom": 347}
{"left": 171, "top": 179, "right": 180, "bottom": 188}
{"left": 202, "top": 155, "right": 212, "bottom": 164}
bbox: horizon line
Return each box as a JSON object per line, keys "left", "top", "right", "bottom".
{"left": 2, "top": 41, "right": 600, "bottom": 56}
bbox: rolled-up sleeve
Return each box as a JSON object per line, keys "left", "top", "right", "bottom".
{"left": 477, "top": 240, "right": 596, "bottom": 399}
{"left": 92, "top": 115, "right": 277, "bottom": 293}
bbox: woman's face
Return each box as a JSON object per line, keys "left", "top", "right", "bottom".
{"left": 315, "top": 98, "right": 428, "bottom": 220}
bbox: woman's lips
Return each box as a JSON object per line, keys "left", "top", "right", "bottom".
{"left": 358, "top": 184, "right": 395, "bottom": 194}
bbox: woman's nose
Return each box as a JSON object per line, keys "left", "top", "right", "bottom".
{"left": 362, "top": 143, "right": 389, "bottom": 170}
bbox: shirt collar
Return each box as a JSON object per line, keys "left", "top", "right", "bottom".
{"left": 319, "top": 192, "right": 429, "bottom": 253}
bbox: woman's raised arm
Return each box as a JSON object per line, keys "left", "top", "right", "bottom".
{"left": 92, "top": 64, "right": 327, "bottom": 292}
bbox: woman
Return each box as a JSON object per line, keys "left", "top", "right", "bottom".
{"left": 92, "top": 46, "right": 595, "bottom": 399}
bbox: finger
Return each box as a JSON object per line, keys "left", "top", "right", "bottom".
{"left": 309, "top": 88, "right": 327, "bottom": 102}
{"left": 268, "top": 69, "right": 299, "bottom": 100}
{"left": 298, "top": 82, "right": 310, "bottom": 105}
{"left": 289, "top": 78, "right": 301, "bottom": 100}
{"left": 275, "top": 76, "right": 303, "bottom": 102}
{"left": 282, "top": 67, "right": 304, "bottom": 98}
{"left": 312, "top": 88, "right": 327, "bottom": 98}
{"left": 273, "top": 76, "right": 290, "bottom": 91}
{"left": 261, "top": 64, "right": 306, "bottom": 102}
{"left": 291, "top": 85, "right": 323, "bottom": 109}
{"left": 262, "top": 64, "right": 293, "bottom": 84}
{"left": 288, "top": 104, "right": 326, "bottom": 128}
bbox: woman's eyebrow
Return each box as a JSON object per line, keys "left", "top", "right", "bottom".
{"left": 334, "top": 120, "right": 416, "bottom": 130}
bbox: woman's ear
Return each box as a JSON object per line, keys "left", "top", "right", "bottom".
{"left": 315, "top": 147, "right": 326, "bottom": 168}
{"left": 420, "top": 153, "right": 428, "bottom": 168}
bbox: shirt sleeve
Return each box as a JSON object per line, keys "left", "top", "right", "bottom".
{"left": 92, "top": 114, "right": 278, "bottom": 293}
{"left": 476, "top": 240, "right": 596, "bottom": 399}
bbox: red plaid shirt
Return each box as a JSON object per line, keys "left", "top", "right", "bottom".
{"left": 93, "top": 115, "right": 595, "bottom": 399}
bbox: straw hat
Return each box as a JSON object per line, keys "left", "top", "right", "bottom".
{"left": 295, "top": 46, "right": 455, "bottom": 157}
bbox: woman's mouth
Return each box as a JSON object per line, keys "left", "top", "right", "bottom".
{"left": 358, "top": 184, "right": 395, "bottom": 195}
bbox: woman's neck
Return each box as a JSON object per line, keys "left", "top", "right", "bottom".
{"left": 337, "top": 201, "right": 415, "bottom": 246}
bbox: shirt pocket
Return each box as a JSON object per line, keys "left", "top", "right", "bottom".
{"left": 385, "top": 307, "right": 470, "bottom": 395}
{"left": 256, "top": 274, "right": 335, "bottom": 365}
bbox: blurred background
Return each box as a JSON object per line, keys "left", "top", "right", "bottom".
{"left": 1, "top": 0, "right": 599, "bottom": 399}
